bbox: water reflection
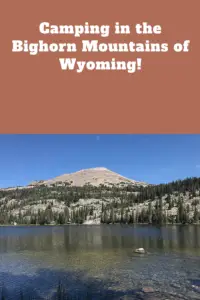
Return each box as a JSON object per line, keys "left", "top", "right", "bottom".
{"left": 0, "top": 225, "right": 200, "bottom": 255}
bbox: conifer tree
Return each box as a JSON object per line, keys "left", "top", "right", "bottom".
{"left": 194, "top": 206, "right": 199, "bottom": 223}
{"left": 148, "top": 202, "right": 152, "bottom": 224}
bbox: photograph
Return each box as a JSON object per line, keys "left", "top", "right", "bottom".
{"left": 0, "top": 134, "right": 200, "bottom": 299}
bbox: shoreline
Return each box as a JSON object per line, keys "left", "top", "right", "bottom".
{"left": 0, "top": 223, "right": 199, "bottom": 227}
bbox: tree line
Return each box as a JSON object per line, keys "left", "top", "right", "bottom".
{"left": 0, "top": 177, "right": 199, "bottom": 225}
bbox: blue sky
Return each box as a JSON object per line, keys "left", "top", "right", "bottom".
{"left": 0, "top": 134, "right": 200, "bottom": 188}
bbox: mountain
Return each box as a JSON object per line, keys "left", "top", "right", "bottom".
{"left": 29, "top": 167, "right": 148, "bottom": 188}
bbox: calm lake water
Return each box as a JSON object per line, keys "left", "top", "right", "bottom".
{"left": 0, "top": 225, "right": 200, "bottom": 299}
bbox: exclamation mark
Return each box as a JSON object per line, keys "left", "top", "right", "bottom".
{"left": 137, "top": 58, "right": 142, "bottom": 71}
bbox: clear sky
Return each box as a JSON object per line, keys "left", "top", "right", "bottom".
{"left": 0, "top": 134, "right": 200, "bottom": 188}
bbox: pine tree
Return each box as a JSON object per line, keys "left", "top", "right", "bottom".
{"left": 120, "top": 207, "right": 124, "bottom": 223}
{"left": 103, "top": 209, "right": 108, "bottom": 224}
{"left": 148, "top": 202, "right": 152, "bottom": 224}
{"left": 194, "top": 206, "right": 199, "bottom": 223}
{"left": 163, "top": 210, "right": 167, "bottom": 224}
{"left": 132, "top": 209, "right": 136, "bottom": 223}
{"left": 125, "top": 210, "right": 129, "bottom": 223}
{"left": 64, "top": 207, "right": 70, "bottom": 223}
{"left": 110, "top": 207, "right": 115, "bottom": 223}
{"left": 135, "top": 209, "right": 139, "bottom": 223}
{"left": 101, "top": 202, "right": 104, "bottom": 214}
{"left": 168, "top": 198, "right": 172, "bottom": 210}
{"left": 178, "top": 201, "right": 185, "bottom": 223}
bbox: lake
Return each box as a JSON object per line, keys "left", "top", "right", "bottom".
{"left": 0, "top": 225, "right": 200, "bottom": 299}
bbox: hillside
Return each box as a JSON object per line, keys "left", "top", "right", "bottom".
{"left": 0, "top": 169, "right": 199, "bottom": 226}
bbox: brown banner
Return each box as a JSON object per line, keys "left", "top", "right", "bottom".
{"left": 1, "top": 0, "right": 199, "bottom": 133}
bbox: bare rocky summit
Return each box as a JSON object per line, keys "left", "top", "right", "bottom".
{"left": 30, "top": 167, "right": 148, "bottom": 188}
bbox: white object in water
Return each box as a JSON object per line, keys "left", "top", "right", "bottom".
{"left": 135, "top": 247, "right": 145, "bottom": 254}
